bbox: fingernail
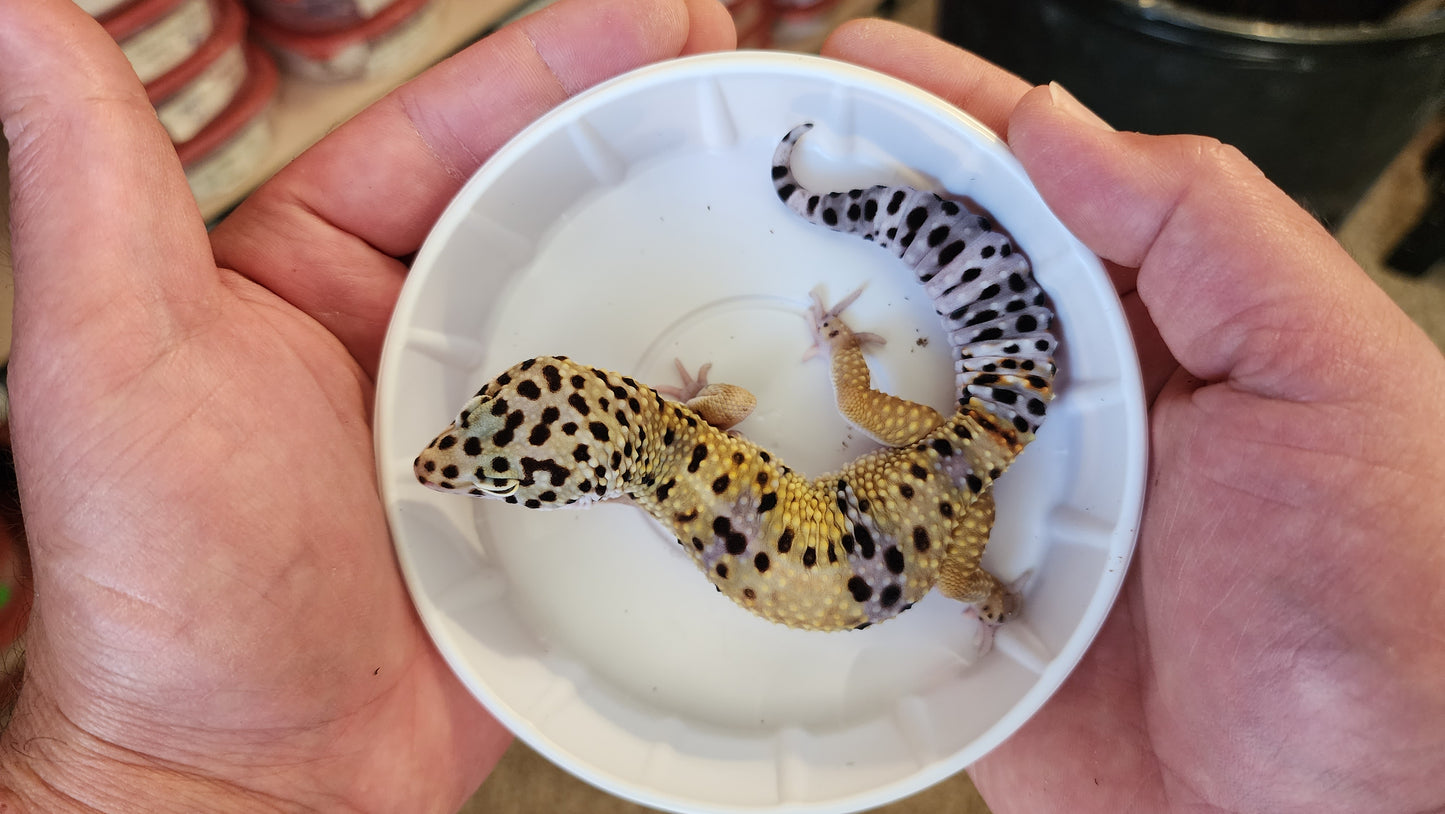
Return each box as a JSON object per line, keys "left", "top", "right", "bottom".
{"left": 1048, "top": 82, "right": 1114, "bottom": 131}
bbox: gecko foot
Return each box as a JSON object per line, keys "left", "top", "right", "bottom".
{"left": 804, "top": 285, "right": 886, "bottom": 361}
{"left": 965, "top": 570, "right": 1033, "bottom": 656}
{"left": 656, "top": 359, "right": 756, "bottom": 431}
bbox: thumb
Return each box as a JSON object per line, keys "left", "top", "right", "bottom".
{"left": 0, "top": 0, "right": 215, "bottom": 389}
{"left": 1006, "top": 83, "right": 1432, "bottom": 404}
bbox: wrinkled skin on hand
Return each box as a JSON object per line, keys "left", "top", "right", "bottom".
{"left": 0, "top": 1, "right": 734, "bottom": 811}
{"left": 821, "top": 20, "right": 1445, "bottom": 814}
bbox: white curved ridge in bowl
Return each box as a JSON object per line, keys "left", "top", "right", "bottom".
{"left": 375, "top": 51, "right": 1147, "bottom": 814}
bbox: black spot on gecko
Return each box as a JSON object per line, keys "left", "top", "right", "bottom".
{"left": 441, "top": 465, "right": 459, "bottom": 480}
{"left": 463, "top": 437, "right": 482, "bottom": 456}
{"left": 840, "top": 533, "right": 855, "bottom": 555}
{"left": 572, "top": 444, "right": 589, "bottom": 463}
{"left": 822, "top": 208, "right": 838, "bottom": 226}
{"left": 848, "top": 577, "right": 872, "bottom": 602}
{"left": 965, "top": 474, "right": 984, "bottom": 493}
{"left": 777, "top": 528, "right": 794, "bottom": 553}
{"left": 899, "top": 483, "right": 914, "bottom": 499}
{"left": 731, "top": 451, "right": 745, "bottom": 466}
{"left": 864, "top": 198, "right": 877, "bottom": 220}
{"left": 716, "top": 563, "right": 729, "bottom": 579}
{"left": 880, "top": 585, "right": 902, "bottom": 608}
{"left": 803, "top": 546, "right": 817, "bottom": 567}
{"left": 930, "top": 439, "right": 953, "bottom": 457}
{"left": 656, "top": 478, "right": 675, "bottom": 502}
{"left": 927, "top": 225, "right": 950, "bottom": 247}
{"left": 712, "top": 474, "right": 730, "bottom": 494}
{"left": 910, "top": 464, "right": 929, "bottom": 480}
{"left": 726, "top": 533, "right": 748, "bottom": 555}
{"left": 856, "top": 526, "right": 876, "bottom": 559}
{"left": 521, "top": 457, "right": 569, "bottom": 487}
{"left": 677, "top": 509, "right": 698, "bottom": 523}
{"left": 847, "top": 203, "right": 861, "bottom": 221}
{"left": 772, "top": 164, "right": 788, "bottom": 179}
{"left": 567, "top": 393, "right": 590, "bottom": 415}
{"left": 529, "top": 425, "right": 551, "bottom": 446}
{"left": 589, "top": 422, "right": 610, "bottom": 441}
{"left": 939, "top": 501, "right": 955, "bottom": 518}
{"left": 754, "top": 552, "right": 770, "bottom": 572}
{"left": 437, "top": 435, "right": 457, "bottom": 450}
{"left": 542, "top": 365, "right": 562, "bottom": 392}
{"left": 561, "top": 422, "right": 577, "bottom": 436}
{"left": 663, "top": 428, "right": 675, "bottom": 446}
{"left": 884, "top": 546, "right": 905, "bottom": 575}
{"left": 1028, "top": 398, "right": 1048, "bottom": 416}
{"left": 913, "top": 526, "right": 931, "bottom": 552}
{"left": 687, "top": 444, "right": 708, "bottom": 473}
{"left": 713, "top": 516, "right": 731, "bottom": 535}
{"left": 887, "top": 189, "right": 905, "bottom": 215}
{"left": 758, "top": 492, "right": 778, "bottom": 512}
{"left": 516, "top": 380, "right": 541, "bottom": 400}
{"left": 491, "top": 456, "right": 509, "bottom": 472}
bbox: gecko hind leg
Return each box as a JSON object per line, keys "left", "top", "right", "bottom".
{"left": 937, "top": 491, "right": 1024, "bottom": 616}
{"left": 807, "top": 286, "right": 944, "bottom": 447}
{"left": 655, "top": 359, "right": 756, "bottom": 431}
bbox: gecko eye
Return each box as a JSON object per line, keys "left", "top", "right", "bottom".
{"left": 480, "top": 478, "right": 519, "bottom": 497}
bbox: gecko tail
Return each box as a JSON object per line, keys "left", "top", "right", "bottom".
{"left": 773, "top": 124, "right": 1058, "bottom": 440}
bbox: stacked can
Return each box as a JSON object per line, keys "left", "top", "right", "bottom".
{"left": 82, "top": 0, "right": 281, "bottom": 209}
{"left": 244, "top": 0, "right": 441, "bottom": 82}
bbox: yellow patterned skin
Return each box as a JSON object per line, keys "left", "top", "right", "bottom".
{"left": 413, "top": 123, "right": 1058, "bottom": 631}
{"left": 415, "top": 354, "right": 1021, "bottom": 630}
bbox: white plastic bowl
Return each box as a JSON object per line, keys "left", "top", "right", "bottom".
{"left": 376, "top": 52, "right": 1146, "bottom": 813}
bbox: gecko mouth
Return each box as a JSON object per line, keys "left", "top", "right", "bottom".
{"left": 479, "top": 479, "right": 519, "bottom": 497}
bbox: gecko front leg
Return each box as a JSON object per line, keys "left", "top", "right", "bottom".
{"left": 808, "top": 288, "right": 945, "bottom": 447}
{"left": 656, "top": 359, "right": 756, "bottom": 431}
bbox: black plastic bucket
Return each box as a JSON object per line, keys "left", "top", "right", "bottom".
{"left": 938, "top": 0, "right": 1445, "bottom": 225}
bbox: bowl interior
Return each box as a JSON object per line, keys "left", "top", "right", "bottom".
{"left": 376, "top": 52, "right": 1147, "bottom": 814}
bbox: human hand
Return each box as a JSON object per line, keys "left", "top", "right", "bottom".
{"left": 824, "top": 21, "right": 1445, "bottom": 814}
{"left": 0, "top": 1, "right": 733, "bottom": 811}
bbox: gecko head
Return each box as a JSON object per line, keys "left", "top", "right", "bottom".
{"left": 413, "top": 356, "right": 642, "bottom": 509}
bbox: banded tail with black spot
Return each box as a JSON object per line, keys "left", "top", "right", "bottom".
{"left": 772, "top": 123, "right": 1057, "bottom": 438}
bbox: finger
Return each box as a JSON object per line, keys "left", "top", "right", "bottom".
{"left": 820, "top": 19, "right": 1030, "bottom": 138}
{"left": 1120, "top": 290, "right": 1176, "bottom": 404}
{"left": 0, "top": 0, "right": 214, "bottom": 366}
{"left": 211, "top": 0, "right": 737, "bottom": 376}
{"left": 1007, "top": 83, "right": 1422, "bottom": 402}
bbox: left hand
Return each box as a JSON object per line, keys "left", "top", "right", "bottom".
{"left": 0, "top": 1, "right": 734, "bottom": 811}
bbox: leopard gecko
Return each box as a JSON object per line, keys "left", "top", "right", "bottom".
{"left": 414, "top": 123, "right": 1057, "bottom": 632}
